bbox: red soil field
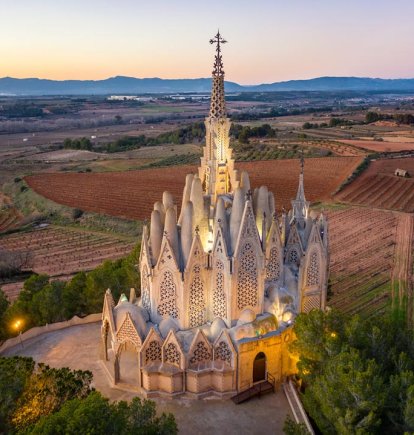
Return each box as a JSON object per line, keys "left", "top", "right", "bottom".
{"left": 25, "top": 157, "right": 362, "bottom": 221}
{"left": 336, "top": 158, "right": 414, "bottom": 212}
{"left": 1, "top": 226, "right": 135, "bottom": 301}
{"left": 327, "top": 207, "right": 399, "bottom": 317}
{"left": 338, "top": 139, "right": 414, "bottom": 152}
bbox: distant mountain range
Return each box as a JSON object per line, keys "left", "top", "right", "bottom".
{"left": 2, "top": 75, "right": 414, "bottom": 96}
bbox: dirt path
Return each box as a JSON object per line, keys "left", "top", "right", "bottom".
{"left": 392, "top": 213, "right": 414, "bottom": 323}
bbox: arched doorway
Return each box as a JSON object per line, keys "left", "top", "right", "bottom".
{"left": 117, "top": 341, "right": 140, "bottom": 385}
{"left": 253, "top": 352, "right": 266, "bottom": 383}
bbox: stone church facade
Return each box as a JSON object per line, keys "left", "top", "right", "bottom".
{"left": 101, "top": 32, "right": 329, "bottom": 398}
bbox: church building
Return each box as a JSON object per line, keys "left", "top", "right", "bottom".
{"left": 101, "top": 32, "right": 329, "bottom": 398}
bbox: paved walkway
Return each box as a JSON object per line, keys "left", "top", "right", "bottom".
{"left": 2, "top": 323, "right": 291, "bottom": 434}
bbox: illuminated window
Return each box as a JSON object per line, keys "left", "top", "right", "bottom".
{"left": 237, "top": 242, "right": 258, "bottom": 310}
{"left": 157, "top": 271, "right": 178, "bottom": 319}
{"left": 189, "top": 264, "right": 206, "bottom": 327}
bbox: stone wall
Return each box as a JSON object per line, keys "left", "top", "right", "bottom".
{"left": 0, "top": 313, "right": 102, "bottom": 354}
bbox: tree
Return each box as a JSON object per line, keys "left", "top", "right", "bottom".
{"left": 302, "top": 349, "right": 385, "bottom": 434}
{"left": 19, "top": 274, "right": 50, "bottom": 303}
{"left": 0, "top": 356, "right": 35, "bottom": 433}
{"left": 365, "top": 112, "right": 380, "bottom": 124}
{"left": 30, "top": 280, "right": 66, "bottom": 324}
{"left": 11, "top": 362, "right": 93, "bottom": 432}
{"left": 289, "top": 309, "right": 345, "bottom": 380}
{"left": 84, "top": 245, "right": 140, "bottom": 313}
{"left": 30, "top": 391, "right": 177, "bottom": 435}
{"left": 283, "top": 415, "right": 309, "bottom": 435}
{"left": 72, "top": 208, "right": 84, "bottom": 220}
{"left": 291, "top": 310, "right": 414, "bottom": 434}
{"left": 122, "top": 396, "right": 177, "bottom": 434}
{"left": 238, "top": 127, "right": 250, "bottom": 144}
{"left": 0, "top": 288, "right": 9, "bottom": 339}
{"left": 62, "top": 271, "right": 87, "bottom": 318}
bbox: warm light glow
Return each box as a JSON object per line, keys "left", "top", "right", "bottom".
{"left": 13, "top": 319, "right": 23, "bottom": 330}
{"left": 330, "top": 332, "right": 337, "bottom": 338}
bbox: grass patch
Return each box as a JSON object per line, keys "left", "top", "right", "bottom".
{"left": 3, "top": 179, "right": 142, "bottom": 238}
{"left": 139, "top": 152, "right": 201, "bottom": 168}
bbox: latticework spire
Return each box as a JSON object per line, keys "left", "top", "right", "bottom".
{"left": 209, "top": 31, "right": 227, "bottom": 119}
{"left": 198, "top": 31, "right": 236, "bottom": 202}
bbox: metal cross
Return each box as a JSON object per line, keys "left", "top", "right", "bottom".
{"left": 210, "top": 30, "right": 227, "bottom": 76}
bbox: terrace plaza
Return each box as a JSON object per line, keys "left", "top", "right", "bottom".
{"left": 2, "top": 323, "right": 293, "bottom": 434}
{"left": 101, "top": 33, "right": 329, "bottom": 398}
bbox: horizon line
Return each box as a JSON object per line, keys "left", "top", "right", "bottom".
{"left": 2, "top": 74, "right": 414, "bottom": 86}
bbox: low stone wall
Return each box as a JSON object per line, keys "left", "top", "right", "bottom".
{"left": 0, "top": 313, "right": 102, "bottom": 354}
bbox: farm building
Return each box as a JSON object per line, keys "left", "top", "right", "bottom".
{"left": 395, "top": 168, "right": 410, "bottom": 177}
{"left": 101, "top": 33, "right": 329, "bottom": 399}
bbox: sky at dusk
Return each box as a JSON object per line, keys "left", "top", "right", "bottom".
{"left": 1, "top": 0, "right": 413, "bottom": 84}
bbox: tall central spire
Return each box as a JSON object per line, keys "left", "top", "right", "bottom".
{"left": 209, "top": 31, "right": 227, "bottom": 118}
{"left": 198, "top": 31, "right": 236, "bottom": 203}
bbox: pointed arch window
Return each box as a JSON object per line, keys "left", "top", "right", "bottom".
{"left": 141, "top": 265, "right": 150, "bottom": 311}
{"left": 157, "top": 271, "right": 178, "bottom": 319}
{"left": 288, "top": 249, "right": 299, "bottom": 266}
{"left": 189, "top": 264, "right": 206, "bottom": 327}
{"left": 266, "top": 247, "right": 281, "bottom": 281}
{"left": 306, "top": 252, "right": 320, "bottom": 287}
{"left": 236, "top": 242, "right": 258, "bottom": 310}
{"left": 213, "top": 260, "right": 226, "bottom": 318}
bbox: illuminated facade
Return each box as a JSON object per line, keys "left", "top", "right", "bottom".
{"left": 101, "top": 32, "right": 329, "bottom": 397}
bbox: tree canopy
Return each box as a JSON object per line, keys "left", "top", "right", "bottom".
{"left": 0, "top": 356, "right": 177, "bottom": 434}
{"left": 290, "top": 310, "right": 414, "bottom": 434}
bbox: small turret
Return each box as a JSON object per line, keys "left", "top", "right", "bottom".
{"left": 162, "top": 191, "right": 174, "bottom": 211}
{"left": 240, "top": 171, "right": 251, "bottom": 195}
{"left": 164, "top": 207, "right": 180, "bottom": 264}
{"left": 256, "top": 185, "right": 271, "bottom": 239}
{"left": 230, "top": 187, "right": 245, "bottom": 254}
{"left": 150, "top": 210, "right": 163, "bottom": 263}
{"left": 154, "top": 201, "right": 165, "bottom": 225}
{"left": 178, "top": 174, "right": 194, "bottom": 225}
{"left": 181, "top": 201, "right": 194, "bottom": 269}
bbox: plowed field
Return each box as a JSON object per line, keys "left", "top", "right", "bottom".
{"left": 0, "top": 226, "right": 135, "bottom": 301}
{"left": 338, "top": 139, "right": 414, "bottom": 152}
{"left": 26, "top": 157, "right": 361, "bottom": 220}
{"left": 336, "top": 158, "right": 414, "bottom": 212}
{"left": 327, "top": 207, "right": 399, "bottom": 317}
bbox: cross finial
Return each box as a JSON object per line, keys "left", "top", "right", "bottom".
{"left": 245, "top": 189, "right": 252, "bottom": 201}
{"left": 210, "top": 30, "right": 227, "bottom": 76}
